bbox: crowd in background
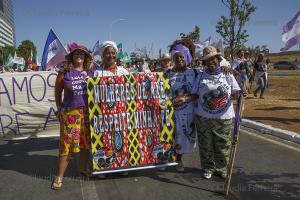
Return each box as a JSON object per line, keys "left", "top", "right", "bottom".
{"left": 0, "top": 60, "right": 39, "bottom": 73}
{"left": 0, "top": 45, "right": 271, "bottom": 100}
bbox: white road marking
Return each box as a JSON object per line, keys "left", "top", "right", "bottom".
{"left": 80, "top": 178, "right": 99, "bottom": 200}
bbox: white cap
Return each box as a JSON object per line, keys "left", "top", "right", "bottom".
{"left": 161, "top": 53, "right": 171, "bottom": 60}
{"left": 99, "top": 41, "right": 118, "bottom": 58}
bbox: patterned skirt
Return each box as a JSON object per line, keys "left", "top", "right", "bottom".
{"left": 59, "top": 107, "right": 91, "bottom": 157}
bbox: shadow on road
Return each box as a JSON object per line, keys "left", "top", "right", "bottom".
{"left": 231, "top": 168, "right": 300, "bottom": 200}
{"left": 0, "top": 138, "right": 79, "bottom": 180}
{"left": 1, "top": 137, "right": 299, "bottom": 200}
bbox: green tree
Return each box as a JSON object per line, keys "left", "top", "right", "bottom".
{"left": 180, "top": 26, "right": 200, "bottom": 43}
{"left": 216, "top": 0, "right": 256, "bottom": 62}
{"left": 17, "top": 40, "right": 37, "bottom": 63}
{"left": 0, "top": 46, "right": 16, "bottom": 65}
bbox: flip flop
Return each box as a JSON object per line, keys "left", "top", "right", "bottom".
{"left": 51, "top": 176, "right": 63, "bottom": 190}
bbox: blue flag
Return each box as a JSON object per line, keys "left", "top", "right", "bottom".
{"left": 41, "top": 29, "right": 67, "bottom": 71}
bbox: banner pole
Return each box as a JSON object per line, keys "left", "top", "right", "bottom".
{"left": 224, "top": 80, "right": 246, "bottom": 196}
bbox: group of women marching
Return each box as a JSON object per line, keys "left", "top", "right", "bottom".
{"left": 51, "top": 39, "right": 243, "bottom": 189}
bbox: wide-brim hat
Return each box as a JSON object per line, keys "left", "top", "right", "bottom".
{"left": 65, "top": 43, "right": 92, "bottom": 60}
{"left": 201, "top": 46, "right": 221, "bottom": 61}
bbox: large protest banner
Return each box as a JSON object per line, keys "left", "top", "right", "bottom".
{"left": 0, "top": 72, "right": 58, "bottom": 137}
{"left": 87, "top": 72, "right": 176, "bottom": 173}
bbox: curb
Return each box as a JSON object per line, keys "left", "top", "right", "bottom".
{"left": 241, "top": 119, "right": 300, "bottom": 144}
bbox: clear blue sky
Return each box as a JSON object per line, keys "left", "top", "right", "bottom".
{"left": 14, "top": 0, "right": 300, "bottom": 59}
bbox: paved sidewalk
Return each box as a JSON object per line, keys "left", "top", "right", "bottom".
{"left": 241, "top": 118, "right": 300, "bottom": 144}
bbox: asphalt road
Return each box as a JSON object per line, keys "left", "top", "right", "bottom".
{"left": 0, "top": 128, "right": 299, "bottom": 200}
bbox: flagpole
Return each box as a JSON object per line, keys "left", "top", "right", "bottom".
{"left": 224, "top": 80, "right": 246, "bottom": 196}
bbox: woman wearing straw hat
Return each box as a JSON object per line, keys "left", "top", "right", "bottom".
{"left": 192, "top": 46, "right": 241, "bottom": 179}
{"left": 163, "top": 39, "right": 198, "bottom": 172}
{"left": 51, "top": 43, "right": 94, "bottom": 189}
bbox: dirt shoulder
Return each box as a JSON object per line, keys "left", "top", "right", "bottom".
{"left": 243, "top": 71, "right": 300, "bottom": 133}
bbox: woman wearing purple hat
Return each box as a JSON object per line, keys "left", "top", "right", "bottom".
{"left": 52, "top": 43, "right": 94, "bottom": 189}
{"left": 162, "top": 39, "right": 198, "bottom": 172}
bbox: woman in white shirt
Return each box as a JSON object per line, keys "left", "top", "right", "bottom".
{"left": 93, "top": 41, "right": 129, "bottom": 178}
{"left": 192, "top": 46, "right": 241, "bottom": 179}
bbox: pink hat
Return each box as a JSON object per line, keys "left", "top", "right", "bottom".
{"left": 66, "top": 43, "right": 92, "bottom": 60}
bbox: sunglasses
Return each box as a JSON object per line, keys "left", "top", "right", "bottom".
{"left": 73, "top": 51, "right": 85, "bottom": 56}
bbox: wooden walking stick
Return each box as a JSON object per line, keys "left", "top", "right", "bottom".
{"left": 224, "top": 80, "right": 246, "bottom": 196}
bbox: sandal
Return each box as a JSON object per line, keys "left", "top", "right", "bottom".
{"left": 51, "top": 176, "right": 63, "bottom": 190}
